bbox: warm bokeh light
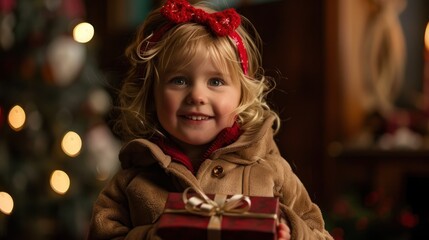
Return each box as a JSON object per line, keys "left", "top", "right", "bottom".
{"left": 61, "top": 131, "right": 82, "bottom": 157}
{"left": 50, "top": 170, "right": 70, "bottom": 194}
{"left": 425, "top": 22, "right": 429, "bottom": 51}
{"left": 8, "top": 105, "right": 26, "bottom": 131}
{"left": 0, "top": 192, "right": 14, "bottom": 215}
{"left": 88, "top": 88, "right": 111, "bottom": 114}
{"left": 73, "top": 22, "right": 94, "bottom": 43}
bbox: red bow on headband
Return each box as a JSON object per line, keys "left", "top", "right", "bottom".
{"left": 150, "top": 0, "right": 249, "bottom": 75}
{"left": 160, "top": 0, "right": 241, "bottom": 37}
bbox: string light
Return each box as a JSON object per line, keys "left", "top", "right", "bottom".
{"left": 8, "top": 105, "right": 26, "bottom": 131}
{"left": 73, "top": 22, "right": 94, "bottom": 43}
{"left": 50, "top": 170, "right": 70, "bottom": 194}
{"left": 0, "top": 192, "right": 14, "bottom": 215}
{"left": 61, "top": 131, "right": 82, "bottom": 157}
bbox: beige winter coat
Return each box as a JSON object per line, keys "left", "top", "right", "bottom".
{"left": 87, "top": 116, "right": 333, "bottom": 239}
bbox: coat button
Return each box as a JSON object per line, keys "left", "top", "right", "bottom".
{"left": 212, "top": 165, "right": 224, "bottom": 178}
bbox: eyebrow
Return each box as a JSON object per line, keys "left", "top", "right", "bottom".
{"left": 162, "top": 68, "right": 230, "bottom": 78}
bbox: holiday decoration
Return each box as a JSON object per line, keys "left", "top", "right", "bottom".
{"left": 0, "top": 0, "right": 119, "bottom": 239}
{"left": 157, "top": 187, "right": 280, "bottom": 240}
{"left": 46, "top": 36, "right": 86, "bottom": 86}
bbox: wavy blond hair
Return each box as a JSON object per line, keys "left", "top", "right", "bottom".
{"left": 113, "top": 3, "right": 280, "bottom": 141}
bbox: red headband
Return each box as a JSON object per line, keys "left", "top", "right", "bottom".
{"left": 147, "top": 0, "right": 249, "bottom": 75}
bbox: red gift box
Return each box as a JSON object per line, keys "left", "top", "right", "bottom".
{"left": 156, "top": 187, "right": 280, "bottom": 240}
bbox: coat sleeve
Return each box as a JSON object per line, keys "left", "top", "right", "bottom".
{"left": 276, "top": 158, "right": 334, "bottom": 240}
{"left": 86, "top": 169, "right": 161, "bottom": 240}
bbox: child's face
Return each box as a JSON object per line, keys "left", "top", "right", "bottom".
{"left": 155, "top": 53, "right": 241, "bottom": 146}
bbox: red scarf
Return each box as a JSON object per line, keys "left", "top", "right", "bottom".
{"left": 154, "top": 123, "right": 241, "bottom": 174}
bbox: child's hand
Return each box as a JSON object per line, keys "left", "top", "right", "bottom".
{"left": 277, "top": 222, "right": 291, "bottom": 240}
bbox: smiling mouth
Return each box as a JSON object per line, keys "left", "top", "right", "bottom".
{"left": 183, "top": 115, "right": 211, "bottom": 121}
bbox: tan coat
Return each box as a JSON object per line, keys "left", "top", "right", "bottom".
{"left": 87, "top": 117, "right": 333, "bottom": 239}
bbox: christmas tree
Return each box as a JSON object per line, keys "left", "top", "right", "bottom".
{"left": 0, "top": 0, "right": 120, "bottom": 239}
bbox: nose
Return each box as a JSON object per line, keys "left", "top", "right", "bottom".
{"left": 186, "top": 84, "right": 207, "bottom": 105}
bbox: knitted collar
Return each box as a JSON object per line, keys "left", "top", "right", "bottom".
{"left": 153, "top": 122, "right": 242, "bottom": 174}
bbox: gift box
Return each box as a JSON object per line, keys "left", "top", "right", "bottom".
{"left": 156, "top": 187, "right": 280, "bottom": 240}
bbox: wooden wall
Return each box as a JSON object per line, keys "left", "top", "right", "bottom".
{"left": 239, "top": 1, "right": 327, "bottom": 206}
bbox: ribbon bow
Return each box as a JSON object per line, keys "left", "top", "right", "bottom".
{"left": 182, "top": 187, "right": 251, "bottom": 217}
{"left": 161, "top": 0, "right": 241, "bottom": 37}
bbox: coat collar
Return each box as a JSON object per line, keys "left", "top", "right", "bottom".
{"left": 118, "top": 115, "right": 277, "bottom": 169}
{"left": 210, "top": 115, "right": 278, "bottom": 162}
{"left": 152, "top": 122, "right": 241, "bottom": 174}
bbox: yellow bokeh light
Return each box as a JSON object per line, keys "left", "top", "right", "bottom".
{"left": 425, "top": 22, "right": 429, "bottom": 51}
{"left": 0, "top": 192, "right": 14, "bottom": 215}
{"left": 50, "top": 170, "right": 70, "bottom": 194}
{"left": 61, "top": 131, "right": 82, "bottom": 157}
{"left": 8, "top": 105, "right": 26, "bottom": 131}
{"left": 73, "top": 22, "right": 94, "bottom": 43}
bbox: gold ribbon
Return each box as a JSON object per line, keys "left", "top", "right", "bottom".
{"left": 163, "top": 187, "right": 278, "bottom": 240}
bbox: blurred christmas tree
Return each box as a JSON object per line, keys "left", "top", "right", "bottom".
{"left": 0, "top": 0, "right": 120, "bottom": 239}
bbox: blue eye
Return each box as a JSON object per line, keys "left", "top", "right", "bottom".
{"left": 170, "top": 77, "right": 187, "bottom": 85}
{"left": 209, "top": 78, "right": 224, "bottom": 86}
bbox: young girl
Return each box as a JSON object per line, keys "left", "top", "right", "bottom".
{"left": 88, "top": 0, "right": 333, "bottom": 239}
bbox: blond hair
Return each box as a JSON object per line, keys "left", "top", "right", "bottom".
{"left": 113, "top": 3, "right": 280, "bottom": 141}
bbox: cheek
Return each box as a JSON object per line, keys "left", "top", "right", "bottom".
{"left": 215, "top": 97, "right": 240, "bottom": 119}
{"left": 155, "top": 90, "right": 178, "bottom": 119}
